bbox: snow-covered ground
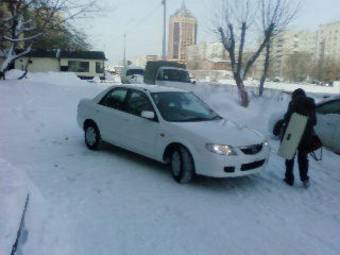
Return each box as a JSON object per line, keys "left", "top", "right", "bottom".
{"left": 1, "top": 72, "right": 340, "bottom": 255}
{"left": 216, "top": 78, "right": 340, "bottom": 95}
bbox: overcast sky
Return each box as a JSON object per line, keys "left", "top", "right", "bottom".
{"left": 76, "top": 0, "right": 340, "bottom": 65}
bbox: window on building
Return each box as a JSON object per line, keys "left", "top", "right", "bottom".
{"left": 68, "top": 61, "right": 89, "bottom": 73}
{"left": 173, "top": 22, "right": 180, "bottom": 59}
{"left": 96, "top": 62, "right": 104, "bottom": 73}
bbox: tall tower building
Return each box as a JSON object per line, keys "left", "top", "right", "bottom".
{"left": 168, "top": 1, "right": 197, "bottom": 64}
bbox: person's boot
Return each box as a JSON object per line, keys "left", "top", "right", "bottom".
{"left": 283, "top": 176, "right": 294, "bottom": 186}
{"left": 302, "top": 179, "right": 310, "bottom": 189}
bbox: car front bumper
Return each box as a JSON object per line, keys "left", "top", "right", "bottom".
{"left": 194, "top": 145, "right": 270, "bottom": 178}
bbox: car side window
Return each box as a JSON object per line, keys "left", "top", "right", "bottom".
{"left": 316, "top": 100, "right": 340, "bottom": 115}
{"left": 126, "top": 90, "right": 155, "bottom": 117}
{"left": 157, "top": 70, "right": 163, "bottom": 81}
{"left": 99, "top": 89, "right": 128, "bottom": 111}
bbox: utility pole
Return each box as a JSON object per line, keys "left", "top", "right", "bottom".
{"left": 123, "top": 33, "right": 127, "bottom": 67}
{"left": 162, "top": 0, "right": 167, "bottom": 60}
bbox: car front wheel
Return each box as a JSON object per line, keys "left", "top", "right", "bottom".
{"left": 171, "top": 147, "right": 195, "bottom": 184}
{"left": 85, "top": 123, "right": 101, "bottom": 150}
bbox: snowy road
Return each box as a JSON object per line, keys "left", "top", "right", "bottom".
{"left": 1, "top": 78, "right": 340, "bottom": 255}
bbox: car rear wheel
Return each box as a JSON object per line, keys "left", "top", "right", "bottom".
{"left": 85, "top": 124, "right": 101, "bottom": 150}
{"left": 170, "top": 147, "right": 195, "bottom": 184}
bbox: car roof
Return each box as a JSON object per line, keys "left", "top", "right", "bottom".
{"left": 124, "top": 65, "right": 144, "bottom": 70}
{"left": 159, "top": 66, "right": 186, "bottom": 71}
{"left": 113, "top": 84, "right": 187, "bottom": 93}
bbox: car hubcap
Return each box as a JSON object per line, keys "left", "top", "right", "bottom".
{"left": 86, "top": 127, "right": 97, "bottom": 146}
{"left": 171, "top": 152, "right": 181, "bottom": 176}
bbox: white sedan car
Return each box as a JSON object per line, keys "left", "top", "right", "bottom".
{"left": 77, "top": 84, "right": 270, "bottom": 183}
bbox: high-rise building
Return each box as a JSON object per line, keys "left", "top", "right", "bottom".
{"left": 275, "top": 31, "right": 316, "bottom": 77}
{"left": 317, "top": 21, "right": 340, "bottom": 62}
{"left": 256, "top": 21, "right": 340, "bottom": 79}
{"left": 167, "top": 1, "right": 197, "bottom": 64}
{"left": 258, "top": 30, "right": 318, "bottom": 78}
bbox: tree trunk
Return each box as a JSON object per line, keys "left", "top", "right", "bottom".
{"left": 18, "top": 59, "right": 31, "bottom": 80}
{"left": 259, "top": 41, "right": 271, "bottom": 96}
{"left": 235, "top": 75, "right": 249, "bottom": 107}
{"left": 18, "top": 69, "right": 28, "bottom": 80}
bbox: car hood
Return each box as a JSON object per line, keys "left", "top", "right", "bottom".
{"left": 156, "top": 80, "right": 194, "bottom": 89}
{"left": 171, "top": 119, "right": 265, "bottom": 147}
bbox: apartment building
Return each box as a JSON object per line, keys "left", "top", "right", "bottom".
{"left": 317, "top": 21, "right": 340, "bottom": 61}
{"left": 267, "top": 30, "right": 317, "bottom": 78}
{"left": 186, "top": 42, "right": 231, "bottom": 70}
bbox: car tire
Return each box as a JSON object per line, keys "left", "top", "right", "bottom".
{"left": 85, "top": 123, "right": 101, "bottom": 150}
{"left": 170, "top": 146, "right": 195, "bottom": 184}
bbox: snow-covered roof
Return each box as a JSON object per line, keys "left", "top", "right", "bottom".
{"left": 16, "top": 49, "right": 106, "bottom": 60}
{"left": 118, "top": 84, "right": 186, "bottom": 93}
{"left": 60, "top": 51, "right": 106, "bottom": 60}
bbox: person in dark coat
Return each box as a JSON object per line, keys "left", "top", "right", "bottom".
{"left": 282, "top": 88, "right": 317, "bottom": 187}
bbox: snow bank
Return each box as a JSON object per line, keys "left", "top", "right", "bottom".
{"left": 5, "top": 69, "right": 82, "bottom": 85}
{"left": 27, "top": 72, "right": 81, "bottom": 85}
{"left": 0, "top": 159, "right": 29, "bottom": 255}
{"left": 218, "top": 78, "right": 340, "bottom": 94}
{"left": 0, "top": 157, "right": 72, "bottom": 255}
{"left": 5, "top": 69, "right": 26, "bottom": 80}
{"left": 1, "top": 74, "right": 340, "bottom": 255}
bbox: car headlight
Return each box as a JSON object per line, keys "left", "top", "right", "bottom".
{"left": 206, "top": 144, "right": 237, "bottom": 156}
{"left": 263, "top": 140, "right": 269, "bottom": 147}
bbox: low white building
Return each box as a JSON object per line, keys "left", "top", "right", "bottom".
{"left": 15, "top": 49, "right": 107, "bottom": 80}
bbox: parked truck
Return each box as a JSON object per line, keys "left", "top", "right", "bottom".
{"left": 121, "top": 65, "right": 145, "bottom": 84}
{"left": 144, "top": 61, "right": 195, "bottom": 89}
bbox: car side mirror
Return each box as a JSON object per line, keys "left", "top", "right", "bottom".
{"left": 192, "top": 80, "right": 196, "bottom": 85}
{"left": 141, "top": 111, "right": 155, "bottom": 120}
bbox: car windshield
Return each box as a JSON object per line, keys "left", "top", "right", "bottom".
{"left": 159, "top": 69, "right": 191, "bottom": 83}
{"left": 151, "top": 92, "right": 222, "bottom": 122}
{"left": 126, "top": 69, "right": 144, "bottom": 76}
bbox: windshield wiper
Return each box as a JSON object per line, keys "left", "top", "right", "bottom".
{"left": 211, "top": 115, "right": 223, "bottom": 120}
{"left": 182, "top": 116, "right": 221, "bottom": 122}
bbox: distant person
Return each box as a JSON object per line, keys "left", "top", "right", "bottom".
{"left": 282, "top": 88, "right": 317, "bottom": 188}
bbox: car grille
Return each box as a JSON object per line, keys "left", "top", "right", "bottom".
{"left": 240, "top": 144, "right": 263, "bottom": 155}
{"left": 241, "top": 160, "right": 266, "bottom": 171}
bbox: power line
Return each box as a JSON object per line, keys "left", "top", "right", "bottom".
{"left": 109, "top": 2, "right": 162, "bottom": 42}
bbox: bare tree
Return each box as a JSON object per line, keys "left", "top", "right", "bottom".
{"left": 217, "top": 0, "right": 277, "bottom": 107}
{"left": 283, "top": 52, "right": 313, "bottom": 82}
{"left": 311, "top": 56, "right": 340, "bottom": 83}
{"left": 0, "top": 0, "right": 98, "bottom": 80}
{"left": 258, "top": 0, "right": 300, "bottom": 96}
